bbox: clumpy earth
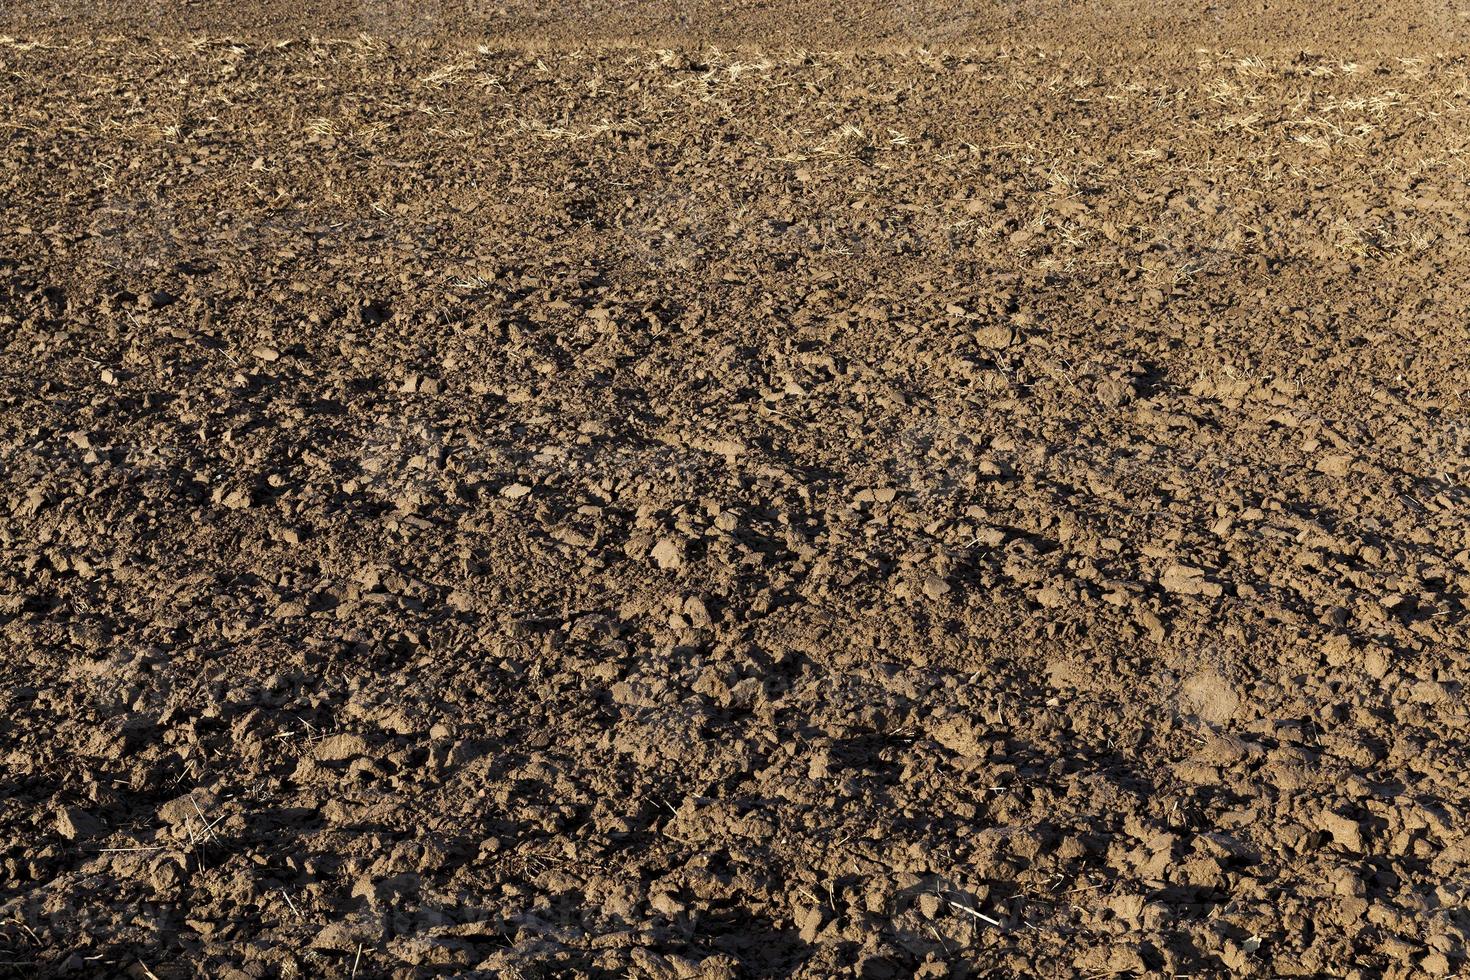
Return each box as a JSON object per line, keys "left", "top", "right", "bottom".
{"left": 3, "top": 4, "right": 1470, "bottom": 978}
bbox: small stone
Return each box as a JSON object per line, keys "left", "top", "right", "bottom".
{"left": 500, "top": 483, "right": 532, "bottom": 499}
{"left": 251, "top": 345, "right": 280, "bottom": 362}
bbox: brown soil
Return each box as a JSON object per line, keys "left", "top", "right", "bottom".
{"left": 4, "top": 4, "right": 1470, "bottom": 979}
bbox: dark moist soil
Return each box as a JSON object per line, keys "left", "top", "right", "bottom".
{"left": 3, "top": 8, "right": 1470, "bottom": 980}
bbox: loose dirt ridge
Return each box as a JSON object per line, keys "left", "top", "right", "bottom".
{"left": 4, "top": 2, "right": 1470, "bottom": 978}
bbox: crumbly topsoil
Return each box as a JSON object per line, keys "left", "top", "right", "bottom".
{"left": 3, "top": 8, "right": 1470, "bottom": 979}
